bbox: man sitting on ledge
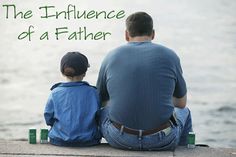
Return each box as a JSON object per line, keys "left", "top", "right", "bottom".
{"left": 96, "top": 12, "right": 193, "bottom": 150}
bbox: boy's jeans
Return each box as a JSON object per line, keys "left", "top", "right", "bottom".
{"left": 98, "top": 106, "right": 192, "bottom": 150}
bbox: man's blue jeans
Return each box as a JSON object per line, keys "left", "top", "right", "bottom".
{"left": 98, "top": 106, "right": 192, "bottom": 150}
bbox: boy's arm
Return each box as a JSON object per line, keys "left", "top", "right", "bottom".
{"left": 44, "top": 93, "right": 55, "bottom": 126}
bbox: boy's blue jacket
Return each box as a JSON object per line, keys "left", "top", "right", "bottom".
{"left": 44, "top": 81, "right": 101, "bottom": 146}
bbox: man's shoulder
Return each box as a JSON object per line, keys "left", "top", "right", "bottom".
{"left": 102, "top": 44, "right": 129, "bottom": 63}
{"left": 153, "top": 43, "right": 180, "bottom": 60}
{"left": 151, "top": 43, "right": 176, "bottom": 54}
{"left": 103, "top": 42, "right": 180, "bottom": 64}
{"left": 113, "top": 42, "right": 176, "bottom": 54}
{"left": 108, "top": 44, "right": 130, "bottom": 55}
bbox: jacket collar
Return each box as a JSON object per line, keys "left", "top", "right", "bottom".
{"left": 50, "top": 81, "right": 90, "bottom": 90}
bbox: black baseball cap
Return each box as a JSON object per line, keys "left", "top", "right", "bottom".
{"left": 60, "top": 52, "right": 90, "bottom": 77}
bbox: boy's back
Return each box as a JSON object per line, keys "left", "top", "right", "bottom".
{"left": 44, "top": 52, "right": 101, "bottom": 147}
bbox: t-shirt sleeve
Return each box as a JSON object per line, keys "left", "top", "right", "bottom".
{"left": 96, "top": 60, "right": 109, "bottom": 102}
{"left": 173, "top": 57, "right": 187, "bottom": 98}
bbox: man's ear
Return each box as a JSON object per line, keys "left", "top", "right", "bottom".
{"left": 125, "top": 30, "right": 130, "bottom": 41}
{"left": 151, "top": 30, "right": 155, "bottom": 40}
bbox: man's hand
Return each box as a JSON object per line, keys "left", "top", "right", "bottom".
{"left": 102, "top": 100, "right": 108, "bottom": 107}
{"left": 172, "top": 94, "right": 187, "bottom": 108}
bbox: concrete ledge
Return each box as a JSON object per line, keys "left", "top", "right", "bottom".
{"left": 0, "top": 140, "right": 235, "bottom": 157}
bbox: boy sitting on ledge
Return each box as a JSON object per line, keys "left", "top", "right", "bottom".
{"left": 44, "top": 51, "right": 101, "bottom": 146}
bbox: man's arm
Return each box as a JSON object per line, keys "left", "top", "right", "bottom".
{"left": 173, "top": 55, "right": 187, "bottom": 108}
{"left": 101, "top": 101, "right": 108, "bottom": 107}
{"left": 96, "top": 60, "right": 110, "bottom": 106}
{"left": 173, "top": 94, "right": 187, "bottom": 108}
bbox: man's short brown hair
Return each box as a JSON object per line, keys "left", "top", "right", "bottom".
{"left": 126, "top": 12, "right": 153, "bottom": 37}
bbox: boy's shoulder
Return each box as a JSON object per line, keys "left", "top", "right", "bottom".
{"left": 50, "top": 81, "right": 97, "bottom": 91}
{"left": 50, "top": 82, "right": 62, "bottom": 90}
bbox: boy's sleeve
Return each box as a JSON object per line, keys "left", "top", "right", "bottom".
{"left": 44, "top": 93, "right": 55, "bottom": 126}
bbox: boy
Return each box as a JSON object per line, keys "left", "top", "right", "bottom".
{"left": 44, "top": 51, "right": 101, "bottom": 146}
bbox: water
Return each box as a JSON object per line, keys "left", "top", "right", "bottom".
{"left": 0, "top": 0, "right": 236, "bottom": 148}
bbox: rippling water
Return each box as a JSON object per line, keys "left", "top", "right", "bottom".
{"left": 0, "top": 0, "right": 236, "bottom": 148}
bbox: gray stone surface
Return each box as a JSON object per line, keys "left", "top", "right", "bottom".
{"left": 0, "top": 140, "right": 235, "bottom": 157}
{"left": 174, "top": 146, "right": 236, "bottom": 157}
{"left": 0, "top": 140, "right": 172, "bottom": 157}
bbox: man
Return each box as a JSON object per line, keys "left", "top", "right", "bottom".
{"left": 96, "top": 12, "right": 192, "bottom": 150}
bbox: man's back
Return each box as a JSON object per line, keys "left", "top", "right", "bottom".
{"left": 97, "top": 41, "right": 186, "bottom": 130}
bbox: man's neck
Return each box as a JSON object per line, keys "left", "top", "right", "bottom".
{"left": 128, "top": 36, "right": 152, "bottom": 42}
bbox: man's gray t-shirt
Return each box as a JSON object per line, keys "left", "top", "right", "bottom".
{"left": 97, "top": 41, "right": 187, "bottom": 130}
